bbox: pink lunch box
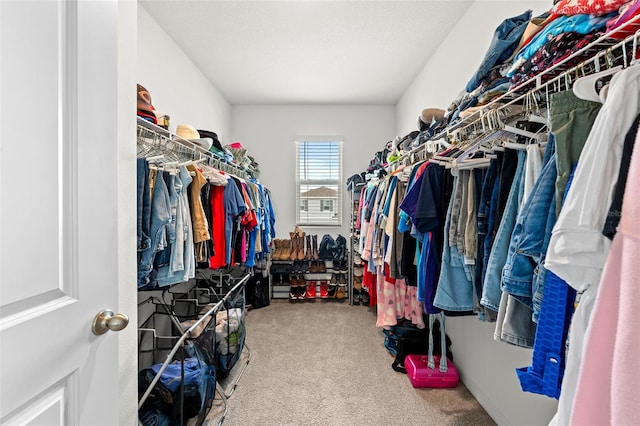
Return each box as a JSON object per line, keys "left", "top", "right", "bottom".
{"left": 405, "top": 354, "right": 460, "bottom": 388}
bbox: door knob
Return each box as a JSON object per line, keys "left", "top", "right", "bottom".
{"left": 91, "top": 309, "right": 129, "bottom": 335}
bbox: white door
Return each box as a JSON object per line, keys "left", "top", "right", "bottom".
{"left": 1, "top": 1, "right": 136, "bottom": 424}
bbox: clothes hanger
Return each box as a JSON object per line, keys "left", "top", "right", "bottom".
{"left": 146, "top": 154, "right": 165, "bottom": 163}
{"left": 455, "top": 158, "right": 491, "bottom": 170}
{"left": 523, "top": 91, "right": 548, "bottom": 125}
{"left": 452, "top": 127, "right": 508, "bottom": 167}
{"left": 179, "top": 158, "right": 206, "bottom": 167}
{"left": 572, "top": 65, "right": 622, "bottom": 103}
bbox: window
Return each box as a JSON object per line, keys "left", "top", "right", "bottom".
{"left": 296, "top": 139, "right": 343, "bottom": 225}
{"left": 320, "top": 199, "right": 333, "bottom": 212}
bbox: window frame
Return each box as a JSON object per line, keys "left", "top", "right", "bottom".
{"left": 295, "top": 138, "right": 343, "bottom": 226}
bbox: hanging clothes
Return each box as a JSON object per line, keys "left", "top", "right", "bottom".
{"left": 208, "top": 183, "right": 227, "bottom": 270}
{"left": 569, "top": 121, "right": 640, "bottom": 425}
{"left": 546, "top": 65, "right": 640, "bottom": 424}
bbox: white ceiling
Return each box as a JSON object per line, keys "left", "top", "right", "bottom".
{"left": 139, "top": 0, "right": 474, "bottom": 105}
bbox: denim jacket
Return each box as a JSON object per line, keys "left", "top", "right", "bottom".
{"left": 138, "top": 171, "right": 172, "bottom": 289}
{"left": 465, "top": 9, "right": 532, "bottom": 93}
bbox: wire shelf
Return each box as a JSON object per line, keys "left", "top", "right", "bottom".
{"left": 137, "top": 118, "right": 259, "bottom": 180}
{"left": 431, "top": 13, "right": 640, "bottom": 145}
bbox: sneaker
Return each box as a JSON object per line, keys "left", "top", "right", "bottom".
{"left": 306, "top": 280, "right": 316, "bottom": 299}
{"left": 289, "top": 285, "right": 298, "bottom": 302}
{"left": 352, "top": 288, "right": 361, "bottom": 305}
{"left": 297, "top": 279, "right": 307, "bottom": 300}
{"left": 361, "top": 289, "right": 370, "bottom": 306}
{"left": 336, "top": 284, "right": 346, "bottom": 300}
{"left": 320, "top": 281, "right": 329, "bottom": 298}
{"left": 327, "top": 283, "right": 337, "bottom": 298}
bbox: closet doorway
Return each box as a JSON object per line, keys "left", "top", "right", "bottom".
{"left": 0, "top": 1, "right": 137, "bottom": 424}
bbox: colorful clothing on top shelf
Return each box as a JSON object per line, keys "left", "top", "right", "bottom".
{"left": 508, "top": 14, "right": 612, "bottom": 76}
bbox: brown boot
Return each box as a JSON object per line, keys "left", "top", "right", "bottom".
{"left": 289, "top": 233, "right": 296, "bottom": 261}
{"left": 278, "top": 239, "right": 288, "bottom": 261}
{"left": 297, "top": 232, "right": 306, "bottom": 261}
{"left": 312, "top": 234, "right": 319, "bottom": 260}
{"left": 272, "top": 239, "right": 280, "bottom": 260}
{"left": 279, "top": 239, "right": 288, "bottom": 260}
{"left": 305, "top": 235, "right": 312, "bottom": 260}
{"left": 279, "top": 239, "right": 288, "bottom": 261}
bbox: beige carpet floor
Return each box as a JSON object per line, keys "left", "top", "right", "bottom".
{"left": 207, "top": 300, "right": 496, "bottom": 426}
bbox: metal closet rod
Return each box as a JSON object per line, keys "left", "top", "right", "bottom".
{"left": 137, "top": 273, "right": 251, "bottom": 409}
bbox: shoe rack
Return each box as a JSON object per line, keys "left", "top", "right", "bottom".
{"left": 349, "top": 183, "right": 369, "bottom": 306}
{"left": 270, "top": 260, "right": 351, "bottom": 302}
{"left": 269, "top": 230, "right": 350, "bottom": 303}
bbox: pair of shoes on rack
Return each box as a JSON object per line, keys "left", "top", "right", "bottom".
{"left": 332, "top": 260, "right": 348, "bottom": 273}
{"left": 352, "top": 288, "right": 362, "bottom": 305}
{"left": 310, "top": 260, "right": 326, "bottom": 273}
{"left": 352, "top": 278, "right": 369, "bottom": 306}
{"left": 272, "top": 239, "right": 292, "bottom": 261}
{"left": 289, "top": 274, "right": 307, "bottom": 301}
{"left": 360, "top": 289, "right": 370, "bottom": 306}
{"left": 292, "top": 260, "right": 309, "bottom": 274}
{"left": 328, "top": 273, "right": 346, "bottom": 300}
{"left": 289, "top": 285, "right": 299, "bottom": 301}
{"left": 330, "top": 273, "right": 347, "bottom": 285}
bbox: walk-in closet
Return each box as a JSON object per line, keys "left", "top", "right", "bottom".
{"left": 3, "top": 1, "right": 640, "bottom": 425}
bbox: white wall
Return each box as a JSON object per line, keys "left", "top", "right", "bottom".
{"left": 137, "top": 4, "right": 231, "bottom": 142}
{"left": 230, "top": 105, "right": 395, "bottom": 238}
{"left": 397, "top": 0, "right": 549, "bottom": 136}
{"left": 396, "top": 2, "right": 558, "bottom": 425}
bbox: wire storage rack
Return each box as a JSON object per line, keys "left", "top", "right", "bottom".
{"left": 398, "top": 14, "right": 640, "bottom": 162}
{"left": 138, "top": 272, "right": 251, "bottom": 426}
{"left": 137, "top": 118, "right": 259, "bottom": 180}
